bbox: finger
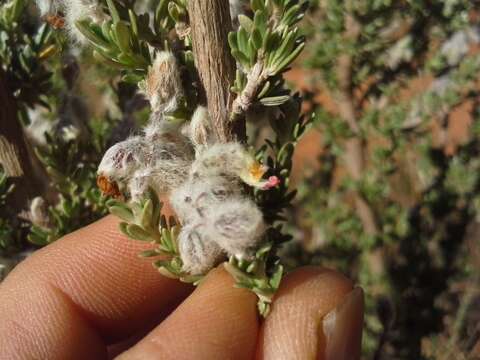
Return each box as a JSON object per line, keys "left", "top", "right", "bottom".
{"left": 0, "top": 216, "right": 192, "bottom": 359}
{"left": 116, "top": 266, "right": 259, "bottom": 360}
{"left": 257, "top": 266, "right": 364, "bottom": 360}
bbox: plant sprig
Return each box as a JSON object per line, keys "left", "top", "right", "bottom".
{"left": 224, "top": 225, "right": 290, "bottom": 316}
{"left": 229, "top": 0, "right": 308, "bottom": 119}
{"left": 75, "top": 2, "right": 153, "bottom": 82}
{"left": 0, "top": 0, "right": 56, "bottom": 111}
{"left": 107, "top": 189, "right": 202, "bottom": 284}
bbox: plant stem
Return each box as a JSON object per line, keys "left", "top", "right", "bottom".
{"left": 231, "top": 61, "right": 267, "bottom": 121}
{"left": 336, "top": 13, "right": 379, "bottom": 236}
{"left": 187, "top": 0, "right": 246, "bottom": 143}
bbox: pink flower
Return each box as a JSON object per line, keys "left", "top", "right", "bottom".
{"left": 262, "top": 176, "right": 280, "bottom": 190}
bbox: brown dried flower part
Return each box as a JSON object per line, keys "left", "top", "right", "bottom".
{"left": 97, "top": 174, "right": 121, "bottom": 198}
{"left": 43, "top": 13, "right": 65, "bottom": 29}
{"left": 140, "top": 51, "right": 184, "bottom": 113}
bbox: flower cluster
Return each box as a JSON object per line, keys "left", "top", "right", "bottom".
{"left": 97, "top": 50, "right": 279, "bottom": 276}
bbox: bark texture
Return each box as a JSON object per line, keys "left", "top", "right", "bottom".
{"left": 187, "top": 0, "right": 245, "bottom": 142}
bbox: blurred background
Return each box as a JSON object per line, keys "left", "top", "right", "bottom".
{"left": 1, "top": 0, "right": 480, "bottom": 358}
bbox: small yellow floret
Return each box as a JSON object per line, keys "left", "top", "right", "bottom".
{"left": 249, "top": 162, "right": 267, "bottom": 181}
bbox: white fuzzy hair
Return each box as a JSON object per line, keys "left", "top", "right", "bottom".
{"left": 170, "top": 176, "right": 241, "bottom": 224}
{"left": 96, "top": 87, "right": 270, "bottom": 275}
{"left": 35, "top": 0, "right": 106, "bottom": 44}
{"left": 170, "top": 172, "right": 265, "bottom": 273}
{"left": 229, "top": 0, "right": 245, "bottom": 28}
{"left": 143, "top": 112, "right": 185, "bottom": 139}
{"left": 191, "top": 142, "right": 252, "bottom": 179}
{"left": 35, "top": 0, "right": 57, "bottom": 16}
{"left": 177, "top": 222, "right": 224, "bottom": 275}
{"left": 140, "top": 51, "right": 184, "bottom": 114}
{"left": 64, "top": 0, "right": 106, "bottom": 44}
{"left": 209, "top": 197, "right": 264, "bottom": 257}
{"left": 98, "top": 131, "right": 194, "bottom": 198}
{"left": 183, "top": 106, "right": 212, "bottom": 151}
{"left": 98, "top": 136, "right": 148, "bottom": 181}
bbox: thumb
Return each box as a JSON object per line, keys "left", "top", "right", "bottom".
{"left": 257, "top": 267, "right": 364, "bottom": 360}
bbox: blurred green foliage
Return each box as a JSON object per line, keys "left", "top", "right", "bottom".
{"left": 292, "top": 0, "right": 480, "bottom": 358}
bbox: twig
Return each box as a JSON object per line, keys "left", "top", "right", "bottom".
{"left": 187, "top": 0, "right": 245, "bottom": 143}
{"left": 230, "top": 61, "right": 267, "bottom": 121}
{"left": 336, "top": 13, "right": 379, "bottom": 236}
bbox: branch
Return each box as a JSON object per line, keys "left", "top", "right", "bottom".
{"left": 231, "top": 61, "right": 267, "bottom": 121}
{"left": 0, "top": 69, "right": 37, "bottom": 211}
{"left": 187, "top": 0, "right": 245, "bottom": 142}
{"left": 336, "top": 13, "right": 379, "bottom": 236}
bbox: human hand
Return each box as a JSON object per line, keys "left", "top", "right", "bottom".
{"left": 0, "top": 216, "right": 364, "bottom": 359}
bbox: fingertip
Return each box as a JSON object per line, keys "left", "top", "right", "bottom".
{"left": 257, "top": 266, "right": 362, "bottom": 360}
{"left": 117, "top": 265, "right": 260, "bottom": 360}
{"left": 1, "top": 216, "right": 193, "bottom": 346}
{"left": 322, "top": 287, "right": 364, "bottom": 360}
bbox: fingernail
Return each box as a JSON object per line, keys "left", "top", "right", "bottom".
{"left": 322, "top": 287, "right": 364, "bottom": 360}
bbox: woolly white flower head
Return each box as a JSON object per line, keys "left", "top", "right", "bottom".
{"left": 182, "top": 106, "right": 212, "bottom": 151}
{"left": 171, "top": 178, "right": 264, "bottom": 273}
{"left": 139, "top": 51, "right": 184, "bottom": 114}
{"left": 177, "top": 222, "right": 224, "bottom": 275}
{"left": 35, "top": 0, "right": 106, "bottom": 44}
{"left": 98, "top": 125, "right": 195, "bottom": 198}
{"left": 170, "top": 176, "right": 241, "bottom": 224}
{"left": 64, "top": 0, "right": 106, "bottom": 44}
{"left": 209, "top": 197, "right": 265, "bottom": 258}
{"left": 98, "top": 136, "right": 148, "bottom": 181}
{"left": 35, "top": 0, "right": 57, "bottom": 16}
{"left": 143, "top": 112, "right": 186, "bottom": 140}
{"left": 191, "top": 142, "right": 278, "bottom": 189}
{"left": 30, "top": 197, "right": 52, "bottom": 229}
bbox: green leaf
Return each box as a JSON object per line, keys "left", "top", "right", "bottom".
{"left": 121, "top": 73, "right": 144, "bottom": 84}
{"left": 126, "top": 224, "right": 151, "bottom": 241}
{"left": 93, "top": 50, "right": 125, "bottom": 69}
{"left": 269, "top": 264, "right": 283, "bottom": 289}
{"left": 257, "top": 81, "right": 271, "bottom": 98}
{"left": 140, "top": 199, "right": 154, "bottom": 228}
{"left": 114, "top": 22, "right": 132, "bottom": 54}
{"left": 101, "top": 21, "right": 113, "bottom": 41}
{"left": 270, "top": 41, "right": 304, "bottom": 74}
{"left": 106, "top": 0, "right": 120, "bottom": 23}
{"left": 157, "top": 265, "right": 179, "bottom": 279}
{"left": 251, "top": 0, "right": 265, "bottom": 12}
{"left": 251, "top": 28, "right": 263, "bottom": 50}
{"left": 228, "top": 31, "right": 238, "bottom": 52}
{"left": 139, "top": 249, "right": 160, "bottom": 257}
{"left": 119, "top": 222, "right": 129, "bottom": 237}
{"left": 232, "top": 49, "right": 250, "bottom": 68}
{"left": 75, "top": 20, "right": 110, "bottom": 49}
{"left": 237, "top": 27, "right": 249, "bottom": 56}
{"left": 128, "top": 9, "right": 139, "bottom": 37}
{"left": 259, "top": 95, "right": 290, "bottom": 106}
{"left": 253, "top": 10, "right": 267, "bottom": 33}
{"left": 282, "top": 4, "right": 302, "bottom": 27}
{"left": 238, "top": 14, "right": 254, "bottom": 33}
{"left": 268, "top": 29, "right": 297, "bottom": 68}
